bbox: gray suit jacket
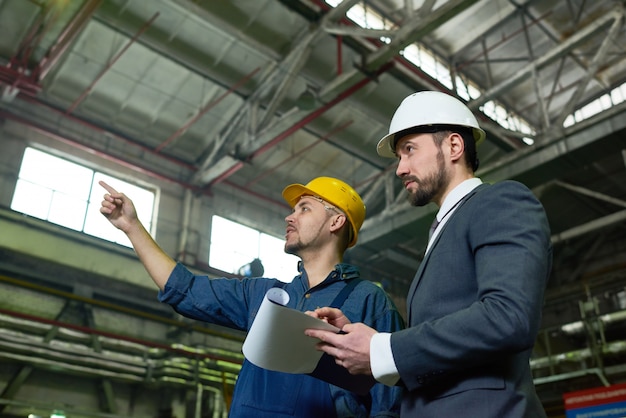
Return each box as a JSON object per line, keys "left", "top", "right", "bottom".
{"left": 391, "top": 180, "right": 552, "bottom": 417}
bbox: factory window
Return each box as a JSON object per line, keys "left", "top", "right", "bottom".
{"left": 11, "top": 147, "right": 155, "bottom": 247}
{"left": 209, "top": 215, "right": 299, "bottom": 282}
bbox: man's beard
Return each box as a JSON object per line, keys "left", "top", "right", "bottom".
{"left": 406, "top": 150, "right": 448, "bottom": 207}
{"left": 284, "top": 241, "right": 301, "bottom": 256}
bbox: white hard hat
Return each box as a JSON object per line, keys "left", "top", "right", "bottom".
{"left": 376, "top": 91, "right": 486, "bottom": 158}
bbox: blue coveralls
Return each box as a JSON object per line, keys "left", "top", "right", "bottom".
{"left": 158, "top": 262, "right": 404, "bottom": 417}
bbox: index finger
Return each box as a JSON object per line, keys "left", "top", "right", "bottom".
{"left": 306, "top": 328, "right": 342, "bottom": 344}
{"left": 99, "top": 180, "right": 118, "bottom": 195}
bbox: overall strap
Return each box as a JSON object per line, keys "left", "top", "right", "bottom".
{"left": 329, "top": 278, "right": 362, "bottom": 309}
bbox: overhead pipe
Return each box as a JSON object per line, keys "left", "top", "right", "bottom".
{"left": 66, "top": 12, "right": 160, "bottom": 114}
{"left": 0, "top": 351, "right": 235, "bottom": 415}
{"left": 0, "top": 0, "right": 387, "bottom": 194}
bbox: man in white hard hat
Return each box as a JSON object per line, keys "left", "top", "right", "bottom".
{"left": 99, "top": 176, "right": 404, "bottom": 418}
{"left": 306, "top": 91, "right": 552, "bottom": 417}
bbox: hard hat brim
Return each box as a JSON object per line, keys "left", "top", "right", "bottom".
{"left": 376, "top": 133, "right": 396, "bottom": 158}
{"left": 376, "top": 127, "right": 486, "bottom": 159}
{"left": 282, "top": 183, "right": 313, "bottom": 208}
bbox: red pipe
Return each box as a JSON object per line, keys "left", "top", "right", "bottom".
{"left": 207, "top": 62, "right": 393, "bottom": 189}
{"left": 0, "top": 0, "right": 105, "bottom": 96}
{"left": 0, "top": 67, "right": 40, "bottom": 96}
{"left": 9, "top": 3, "right": 48, "bottom": 70}
{"left": 206, "top": 161, "right": 244, "bottom": 187}
{"left": 66, "top": 11, "right": 160, "bottom": 114}
{"left": 35, "top": 0, "right": 105, "bottom": 81}
{"left": 253, "top": 65, "right": 390, "bottom": 160}
{"left": 155, "top": 66, "right": 261, "bottom": 153}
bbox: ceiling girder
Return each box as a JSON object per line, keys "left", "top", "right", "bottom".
{"left": 551, "top": 210, "right": 626, "bottom": 245}
{"left": 516, "top": 0, "right": 610, "bottom": 93}
{"left": 191, "top": 0, "right": 363, "bottom": 186}
{"left": 554, "top": 11, "right": 625, "bottom": 128}
{"left": 467, "top": 4, "right": 625, "bottom": 113}
{"left": 319, "top": 0, "right": 480, "bottom": 101}
{"left": 554, "top": 181, "right": 626, "bottom": 209}
{"left": 364, "top": 0, "right": 481, "bottom": 71}
{"left": 519, "top": 11, "right": 552, "bottom": 131}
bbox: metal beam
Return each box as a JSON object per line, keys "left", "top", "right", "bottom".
{"left": 467, "top": 4, "right": 624, "bottom": 110}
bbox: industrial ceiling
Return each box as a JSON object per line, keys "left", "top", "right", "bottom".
{"left": 1, "top": 0, "right": 626, "bottom": 414}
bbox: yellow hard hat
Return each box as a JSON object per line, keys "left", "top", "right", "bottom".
{"left": 282, "top": 177, "right": 366, "bottom": 248}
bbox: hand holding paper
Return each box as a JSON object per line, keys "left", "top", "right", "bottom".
{"left": 306, "top": 321, "right": 377, "bottom": 376}
{"left": 242, "top": 287, "right": 376, "bottom": 394}
{"left": 243, "top": 287, "right": 339, "bottom": 374}
{"left": 307, "top": 306, "right": 352, "bottom": 329}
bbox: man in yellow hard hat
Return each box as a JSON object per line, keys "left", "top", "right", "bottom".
{"left": 99, "top": 176, "right": 404, "bottom": 418}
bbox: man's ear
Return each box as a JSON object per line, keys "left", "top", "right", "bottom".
{"left": 329, "top": 213, "right": 347, "bottom": 233}
{"left": 448, "top": 132, "right": 465, "bottom": 163}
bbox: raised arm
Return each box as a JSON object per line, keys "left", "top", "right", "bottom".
{"left": 99, "top": 180, "right": 175, "bottom": 290}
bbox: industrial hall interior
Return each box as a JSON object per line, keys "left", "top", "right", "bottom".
{"left": 1, "top": 0, "right": 626, "bottom": 417}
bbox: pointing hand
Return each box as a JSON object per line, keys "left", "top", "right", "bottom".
{"left": 99, "top": 180, "right": 139, "bottom": 233}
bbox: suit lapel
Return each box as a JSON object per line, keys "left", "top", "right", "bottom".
{"left": 405, "top": 184, "right": 487, "bottom": 322}
{"left": 406, "top": 246, "right": 431, "bottom": 321}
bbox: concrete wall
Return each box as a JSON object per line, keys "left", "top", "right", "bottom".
{"left": 0, "top": 120, "right": 284, "bottom": 417}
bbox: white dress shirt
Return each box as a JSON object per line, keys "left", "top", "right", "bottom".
{"left": 370, "top": 177, "right": 483, "bottom": 385}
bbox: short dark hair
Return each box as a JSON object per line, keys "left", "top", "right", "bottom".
{"left": 394, "top": 124, "right": 479, "bottom": 171}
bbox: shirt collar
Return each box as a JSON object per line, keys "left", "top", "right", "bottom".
{"left": 297, "top": 262, "right": 360, "bottom": 287}
{"left": 436, "top": 178, "right": 482, "bottom": 222}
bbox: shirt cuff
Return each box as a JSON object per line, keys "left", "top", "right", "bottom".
{"left": 370, "top": 332, "right": 400, "bottom": 386}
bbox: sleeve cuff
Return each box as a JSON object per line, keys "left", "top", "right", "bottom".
{"left": 370, "top": 332, "right": 400, "bottom": 386}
